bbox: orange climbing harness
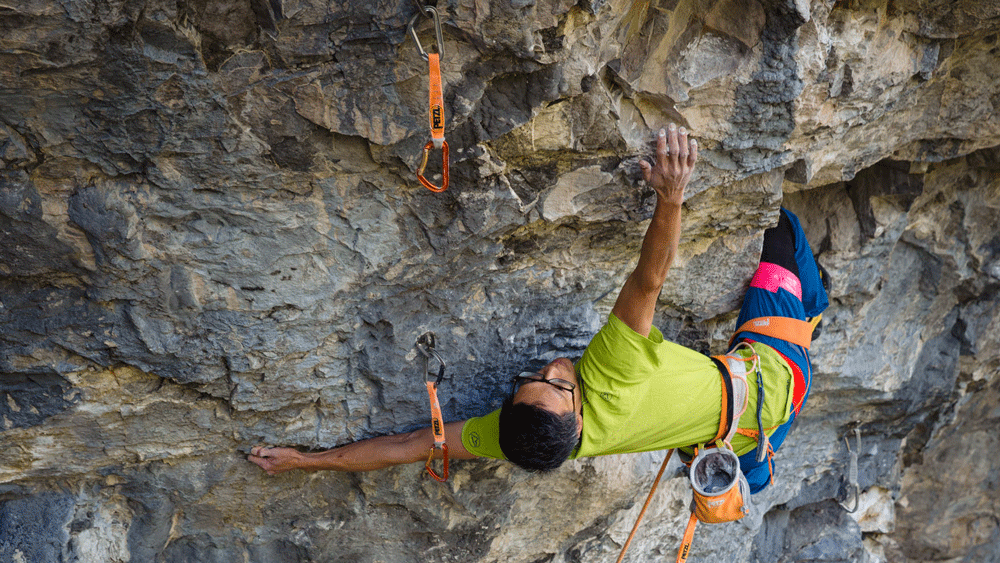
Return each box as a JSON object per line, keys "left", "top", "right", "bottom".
{"left": 715, "top": 343, "right": 779, "bottom": 478}
{"left": 416, "top": 332, "right": 449, "bottom": 481}
{"left": 408, "top": 5, "right": 449, "bottom": 192}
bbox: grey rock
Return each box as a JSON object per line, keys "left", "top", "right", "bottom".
{"left": 1, "top": 1, "right": 999, "bottom": 562}
{"left": 0, "top": 492, "right": 74, "bottom": 563}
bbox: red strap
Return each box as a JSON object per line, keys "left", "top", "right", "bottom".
{"left": 734, "top": 316, "right": 813, "bottom": 349}
{"left": 773, "top": 347, "right": 808, "bottom": 417}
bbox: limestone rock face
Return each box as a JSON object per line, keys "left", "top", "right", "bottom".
{"left": 1, "top": 1, "right": 998, "bottom": 562}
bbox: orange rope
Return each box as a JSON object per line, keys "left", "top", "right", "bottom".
{"left": 616, "top": 449, "right": 674, "bottom": 563}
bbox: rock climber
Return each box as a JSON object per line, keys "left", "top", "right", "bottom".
{"left": 249, "top": 124, "right": 828, "bottom": 493}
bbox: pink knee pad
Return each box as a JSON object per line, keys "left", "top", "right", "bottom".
{"left": 750, "top": 262, "right": 802, "bottom": 300}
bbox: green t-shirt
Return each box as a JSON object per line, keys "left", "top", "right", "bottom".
{"left": 461, "top": 313, "right": 794, "bottom": 460}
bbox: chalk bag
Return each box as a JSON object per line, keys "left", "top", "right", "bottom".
{"left": 689, "top": 447, "right": 750, "bottom": 524}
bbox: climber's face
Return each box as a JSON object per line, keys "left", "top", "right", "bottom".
{"left": 511, "top": 357, "right": 581, "bottom": 425}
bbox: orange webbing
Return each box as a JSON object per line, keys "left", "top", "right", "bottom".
{"left": 734, "top": 316, "right": 813, "bottom": 349}
{"left": 676, "top": 512, "right": 699, "bottom": 563}
{"left": 615, "top": 449, "right": 674, "bottom": 563}
{"left": 424, "top": 380, "right": 449, "bottom": 481}
{"left": 427, "top": 53, "right": 444, "bottom": 145}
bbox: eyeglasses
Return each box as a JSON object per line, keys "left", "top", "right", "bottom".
{"left": 511, "top": 372, "right": 576, "bottom": 397}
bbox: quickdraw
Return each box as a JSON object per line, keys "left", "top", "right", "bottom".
{"left": 415, "top": 332, "right": 448, "bottom": 481}
{"left": 840, "top": 427, "right": 862, "bottom": 513}
{"left": 407, "top": 4, "right": 449, "bottom": 192}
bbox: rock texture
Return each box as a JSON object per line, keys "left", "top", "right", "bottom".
{"left": 1, "top": 0, "right": 999, "bottom": 562}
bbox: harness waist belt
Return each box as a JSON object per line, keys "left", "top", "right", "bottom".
{"left": 734, "top": 316, "right": 813, "bottom": 349}
{"left": 710, "top": 356, "right": 735, "bottom": 444}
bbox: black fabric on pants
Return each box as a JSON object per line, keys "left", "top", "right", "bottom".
{"left": 760, "top": 210, "right": 799, "bottom": 277}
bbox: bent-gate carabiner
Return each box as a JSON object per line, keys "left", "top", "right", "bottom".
{"left": 417, "top": 140, "right": 449, "bottom": 192}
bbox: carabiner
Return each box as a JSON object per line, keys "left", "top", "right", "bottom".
{"left": 416, "top": 140, "right": 449, "bottom": 192}
{"left": 840, "top": 427, "right": 861, "bottom": 513}
{"left": 411, "top": 0, "right": 432, "bottom": 15}
{"left": 407, "top": 6, "right": 444, "bottom": 61}
{"left": 416, "top": 332, "right": 446, "bottom": 385}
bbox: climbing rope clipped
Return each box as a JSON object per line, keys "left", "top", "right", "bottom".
{"left": 616, "top": 449, "right": 674, "bottom": 563}
{"left": 416, "top": 332, "right": 449, "bottom": 481}
{"left": 407, "top": 4, "right": 449, "bottom": 192}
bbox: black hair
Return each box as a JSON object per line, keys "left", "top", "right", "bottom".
{"left": 498, "top": 395, "right": 579, "bottom": 472}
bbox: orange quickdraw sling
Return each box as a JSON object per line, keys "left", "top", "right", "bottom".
{"left": 408, "top": 5, "right": 449, "bottom": 192}
{"left": 416, "top": 332, "right": 448, "bottom": 481}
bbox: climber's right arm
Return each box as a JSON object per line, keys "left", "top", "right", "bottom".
{"left": 611, "top": 125, "right": 697, "bottom": 338}
{"left": 248, "top": 420, "right": 475, "bottom": 475}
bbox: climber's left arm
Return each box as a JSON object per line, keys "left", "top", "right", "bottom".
{"left": 248, "top": 420, "right": 475, "bottom": 475}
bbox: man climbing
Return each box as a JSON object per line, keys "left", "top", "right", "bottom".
{"left": 249, "top": 124, "right": 828, "bottom": 493}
